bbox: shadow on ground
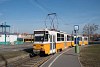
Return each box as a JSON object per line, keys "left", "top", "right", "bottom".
{"left": 0, "top": 54, "right": 8, "bottom": 67}
{"left": 23, "top": 48, "right": 36, "bottom": 58}
{"left": 23, "top": 48, "right": 33, "bottom": 53}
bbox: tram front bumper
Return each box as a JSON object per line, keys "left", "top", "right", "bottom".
{"left": 33, "top": 50, "right": 40, "bottom": 55}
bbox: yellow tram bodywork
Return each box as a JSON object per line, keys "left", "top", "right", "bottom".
{"left": 67, "top": 41, "right": 72, "bottom": 47}
{"left": 33, "top": 43, "right": 51, "bottom": 55}
{"left": 79, "top": 41, "right": 83, "bottom": 46}
{"left": 56, "top": 42, "right": 65, "bottom": 52}
{"left": 84, "top": 41, "right": 88, "bottom": 45}
{"left": 33, "top": 29, "right": 67, "bottom": 55}
{"left": 83, "top": 36, "right": 88, "bottom": 45}
{"left": 71, "top": 41, "right": 75, "bottom": 47}
{"left": 33, "top": 29, "right": 88, "bottom": 55}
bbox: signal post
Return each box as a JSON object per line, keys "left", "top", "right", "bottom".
{"left": 74, "top": 25, "right": 79, "bottom": 53}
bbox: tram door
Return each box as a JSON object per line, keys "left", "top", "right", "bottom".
{"left": 64, "top": 36, "right": 67, "bottom": 48}
{"left": 82, "top": 37, "right": 84, "bottom": 45}
{"left": 50, "top": 35, "right": 56, "bottom": 54}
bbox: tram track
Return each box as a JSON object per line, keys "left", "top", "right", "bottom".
{"left": 4, "top": 55, "right": 52, "bottom": 67}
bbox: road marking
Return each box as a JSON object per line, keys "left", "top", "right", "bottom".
{"left": 48, "top": 48, "right": 71, "bottom": 67}
{"left": 40, "top": 54, "right": 58, "bottom": 67}
{"left": 78, "top": 55, "right": 83, "bottom": 67}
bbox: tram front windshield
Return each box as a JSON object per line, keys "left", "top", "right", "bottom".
{"left": 35, "top": 34, "right": 44, "bottom": 41}
{"left": 34, "top": 31, "right": 48, "bottom": 42}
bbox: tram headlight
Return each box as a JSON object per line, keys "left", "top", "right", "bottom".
{"left": 33, "top": 45, "right": 36, "bottom": 48}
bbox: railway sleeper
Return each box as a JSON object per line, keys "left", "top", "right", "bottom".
{"left": 29, "top": 53, "right": 36, "bottom": 58}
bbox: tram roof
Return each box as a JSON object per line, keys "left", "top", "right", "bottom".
{"left": 34, "top": 28, "right": 67, "bottom": 34}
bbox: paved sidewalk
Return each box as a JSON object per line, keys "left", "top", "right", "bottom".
{"left": 40, "top": 47, "right": 82, "bottom": 67}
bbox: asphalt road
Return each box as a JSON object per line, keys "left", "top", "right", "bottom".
{"left": 40, "top": 47, "right": 81, "bottom": 67}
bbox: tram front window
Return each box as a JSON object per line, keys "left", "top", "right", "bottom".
{"left": 34, "top": 34, "right": 48, "bottom": 42}
{"left": 35, "top": 36, "right": 44, "bottom": 42}
{"left": 34, "top": 31, "right": 48, "bottom": 42}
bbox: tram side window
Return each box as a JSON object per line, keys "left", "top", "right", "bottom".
{"left": 57, "top": 33, "right": 60, "bottom": 41}
{"left": 71, "top": 36, "right": 74, "bottom": 41}
{"left": 44, "top": 31, "right": 48, "bottom": 41}
{"left": 44, "top": 34, "right": 48, "bottom": 41}
{"left": 67, "top": 35, "right": 71, "bottom": 41}
{"left": 84, "top": 38, "right": 87, "bottom": 41}
{"left": 57, "top": 33, "right": 64, "bottom": 41}
{"left": 79, "top": 37, "right": 82, "bottom": 41}
{"left": 61, "top": 34, "right": 64, "bottom": 41}
{"left": 57, "top": 38, "right": 60, "bottom": 41}
{"left": 61, "top": 38, "right": 64, "bottom": 41}
{"left": 57, "top": 33, "right": 60, "bottom": 37}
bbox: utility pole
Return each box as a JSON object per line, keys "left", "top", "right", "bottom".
{"left": 4, "top": 22, "right": 7, "bottom": 44}
{"left": 2, "top": 23, "right": 3, "bottom": 33}
{"left": 0, "top": 22, "right": 10, "bottom": 44}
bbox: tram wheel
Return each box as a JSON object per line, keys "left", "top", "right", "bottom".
{"left": 40, "top": 51, "right": 45, "bottom": 57}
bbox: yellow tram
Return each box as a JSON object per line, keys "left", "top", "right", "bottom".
{"left": 74, "top": 35, "right": 88, "bottom": 46}
{"left": 33, "top": 29, "right": 72, "bottom": 55}
{"left": 33, "top": 29, "right": 88, "bottom": 55}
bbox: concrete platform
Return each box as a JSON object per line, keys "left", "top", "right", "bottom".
{"left": 40, "top": 47, "right": 82, "bottom": 67}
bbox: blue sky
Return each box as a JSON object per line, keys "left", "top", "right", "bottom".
{"left": 0, "top": 0, "right": 100, "bottom": 34}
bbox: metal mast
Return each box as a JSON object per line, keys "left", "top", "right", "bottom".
{"left": 44, "top": 13, "right": 58, "bottom": 30}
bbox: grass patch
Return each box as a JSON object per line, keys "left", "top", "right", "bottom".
{"left": 80, "top": 45, "right": 100, "bottom": 67}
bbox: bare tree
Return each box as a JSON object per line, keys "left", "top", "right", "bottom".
{"left": 83, "top": 23, "right": 99, "bottom": 41}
